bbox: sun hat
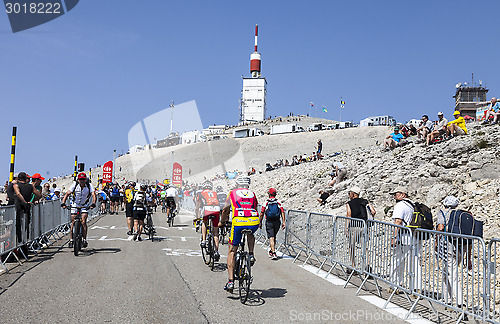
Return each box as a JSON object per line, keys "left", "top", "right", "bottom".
{"left": 437, "top": 112, "right": 444, "bottom": 116}
{"left": 389, "top": 186, "right": 408, "bottom": 196}
{"left": 443, "top": 196, "right": 459, "bottom": 208}
{"left": 349, "top": 186, "right": 361, "bottom": 195}
{"left": 268, "top": 188, "right": 277, "bottom": 196}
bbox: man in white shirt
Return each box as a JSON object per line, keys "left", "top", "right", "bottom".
{"left": 417, "top": 115, "right": 433, "bottom": 143}
{"left": 389, "top": 186, "right": 422, "bottom": 293}
{"left": 426, "top": 112, "right": 448, "bottom": 145}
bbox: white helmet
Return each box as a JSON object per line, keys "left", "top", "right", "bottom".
{"left": 235, "top": 175, "right": 251, "bottom": 188}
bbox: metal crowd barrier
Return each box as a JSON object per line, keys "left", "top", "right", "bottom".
{"left": 1, "top": 199, "right": 100, "bottom": 272}
{"left": 286, "top": 210, "right": 309, "bottom": 261}
{"left": 331, "top": 216, "right": 367, "bottom": 286}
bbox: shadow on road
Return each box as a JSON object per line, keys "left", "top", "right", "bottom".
{"left": 84, "top": 248, "right": 121, "bottom": 256}
{"left": 226, "top": 287, "right": 287, "bottom": 306}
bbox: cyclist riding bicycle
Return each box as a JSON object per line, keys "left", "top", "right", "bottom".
{"left": 61, "top": 172, "right": 97, "bottom": 248}
{"left": 165, "top": 184, "right": 178, "bottom": 219}
{"left": 219, "top": 175, "right": 259, "bottom": 292}
{"left": 196, "top": 181, "right": 221, "bottom": 261}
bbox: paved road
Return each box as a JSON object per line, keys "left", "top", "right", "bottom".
{"left": 0, "top": 209, "right": 407, "bottom": 323}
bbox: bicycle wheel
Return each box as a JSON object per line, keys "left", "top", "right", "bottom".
{"left": 73, "top": 221, "right": 81, "bottom": 256}
{"left": 201, "top": 238, "right": 211, "bottom": 266}
{"left": 209, "top": 233, "right": 215, "bottom": 271}
{"left": 148, "top": 216, "right": 154, "bottom": 241}
{"left": 238, "top": 253, "right": 252, "bottom": 304}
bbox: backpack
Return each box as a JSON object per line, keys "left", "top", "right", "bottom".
{"left": 403, "top": 200, "right": 433, "bottom": 231}
{"left": 445, "top": 209, "right": 483, "bottom": 247}
{"left": 265, "top": 200, "right": 281, "bottom": 220}
{"left": 358, "top": 199, "right": 374, "bottom": 221}
{"left": 72, "top": 181, "right": 92, "bottom": 205}
{"left": 112, "top": 187, "right": 120, "bottom": 197}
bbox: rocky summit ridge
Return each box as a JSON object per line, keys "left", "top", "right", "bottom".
{"left": 247, "top": 122, "right": 500, "bottom": 240}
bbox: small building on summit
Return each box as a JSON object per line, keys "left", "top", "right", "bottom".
{"left": 453, "top": 81, "right": 489, "bottom": 119}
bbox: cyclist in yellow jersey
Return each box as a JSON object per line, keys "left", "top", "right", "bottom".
{"left": 219, "top": 175, "right": 259, "bottom": 292}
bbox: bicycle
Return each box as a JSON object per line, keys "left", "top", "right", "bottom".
{"left": 218, "top": 221, "right": 231, "bottom": 245}
{"left": 234, "top": 229, "right": 253, "bottom": 303}
{"left": 167, "top": 207, "right": 175, "bottom": 227}
{"left": 72, "top": 207, "right": 85, "bottom": 256}
{"left": 200, "top": 215, "right": 218, "bottom": 271}
{"left": 143, "top": 206, "right": 156, "bottom": 242}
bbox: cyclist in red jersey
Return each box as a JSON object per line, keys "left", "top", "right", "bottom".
{"left": 219, "top": 175, "right": 259, "bottom": 292}
{"left": 196, "top": 181, "right": 221, "bottom": 261}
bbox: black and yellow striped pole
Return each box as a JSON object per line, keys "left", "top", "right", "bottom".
{"left": 8, "top": 127, "right": 17, "bottom": 183}
{"left": 73, "top": 155, "right": 78, "bottom": 181}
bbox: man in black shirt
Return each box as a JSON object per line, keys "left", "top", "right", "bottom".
{"left": 346, "top": 186, "right": 375, "bottom": 272}
{"left": 13, "top": 172, "right": 41, "bottom": 245}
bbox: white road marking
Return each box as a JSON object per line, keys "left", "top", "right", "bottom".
{"left": 298, "top": 264, "right": 433, "bottom": 323}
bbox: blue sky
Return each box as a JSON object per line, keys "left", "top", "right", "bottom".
{"left": 1, "top": 0, "right": 499, "bottom": 180}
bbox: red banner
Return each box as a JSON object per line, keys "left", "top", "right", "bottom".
{"left": 172, "top": 162, "right": 182, "bottom": 186}
{"left": 102, "top": 161, "right": 113, "bottom": 183}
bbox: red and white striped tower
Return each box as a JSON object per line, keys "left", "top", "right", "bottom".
{"left": 250, "top": 24, "right": 261, "bottom": 78}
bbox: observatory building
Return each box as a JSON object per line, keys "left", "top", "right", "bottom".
{"left": 240, "top": 25, "right": 267, "bottom": 123}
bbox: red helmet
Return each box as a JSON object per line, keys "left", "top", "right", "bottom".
{"left": 77, "top": 172, "right": 87, "bottom": 180}
{"left": 268, "top": 188, "right": 277, "bottom": 196}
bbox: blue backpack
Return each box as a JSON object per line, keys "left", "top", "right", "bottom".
{"left": 112, "top": 187, "right": 120, "bottom": 197}
{"left": 265, "top": 200, "right": 281, "bottom": 220}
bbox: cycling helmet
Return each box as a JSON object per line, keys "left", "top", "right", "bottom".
{"left": 215, "top": 186, "right": 223, "bottom": 192}
{"left": 443, "top": 196, "right": 459, "bottom": 208}
{"left": 77, "top": 172, "right": 87, "bottom": 180}
{"left": 202, "top": 181, "right": 213, "bottom": 190}
{"left": 140, "top": 184, "right": 147, "bottom": 190}
{"left": 235, "top": 175, "right": 251, "bottom": 188}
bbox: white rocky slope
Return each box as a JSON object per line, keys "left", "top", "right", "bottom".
{"left": 249, "top": 122, "right": 500, "bottom": 240}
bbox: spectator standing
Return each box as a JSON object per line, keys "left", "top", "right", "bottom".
{"left": 30, "top": 173, "right": 44, "bottom": 203}
{"left": 316, "top": 139, "right": 323, "bottom": 159}
{"left": 346, "top": 186, "right": 375, "bottom": 271}
{"left": 41, "top": 183, "right": 51, "bottom": 200}
{"left": 447, "top": 111, "right": 467, "bottom": 137}
{"left": 389, "top": 186, "right": 422, "bottom": 293}
{"left": 426, "top": 112, "right": 448, "bottom": 145}
{"left": 125, "top": 183, "right": 135, "bottom": 235}
{"left": 6, "top": 173, "right": 18, "bottom": 205}
{"left": 259, "top": 188, "right": 285, "bottom": 260}
{"left": 13, "top": 172, "right": 41, "bottom": 246}
{"left": 50, "top": 183, "right": 57, "bottom": 194}
{"left": 49, "top": 188, "right": 62, "bottom": 200}
{"left": 436, "top": 196, "right": 472, "bottom": 307}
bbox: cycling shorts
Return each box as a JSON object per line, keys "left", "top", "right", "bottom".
{"left": 166, "top": 197, "right": 176, "bottom": 209}
{"left": 203, "top": 206, "right": 220, "bottom": 228}
{"left": 229, "top": 216, "right": 260, "bottom": 246}
{"left": 133, "top": 209, "right": 146, "bottom": 221}
{"left": 110, "top": 196, "right": 120, "bottom": 203}
{"left": 71, "top": 205, "right": 89, "bottom": 215}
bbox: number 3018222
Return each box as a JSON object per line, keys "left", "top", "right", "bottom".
{"left": 5, "top": 2, "right": 62, "bottom": 14}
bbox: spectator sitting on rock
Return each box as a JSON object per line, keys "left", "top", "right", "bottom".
{"left": 317, "top": 190, "right": 330, "bottom": 205}
{"left": 384, "top": 127, "right": 406, "bottom": 150}
{"left": 408, "top": 124, "right": 417, "bottom": 136}
{"left": 329, "top": 161, "right": 347, "bottom": 187}
{"left": 416, "top": 115, "right": 433, "bottom": 143}
{"left": 447, "top": 111, "right": 467, "bottom": 137}
{"left": 482, "top": 97, "right": 500, "bottom": 125}
{"left": 426, "top": 112, "right": 448, "bottom": 145}
{"left": 51, "top": 183, "right": 57, "bottom": 194}
{"left": 284, "top": 160, "right": 289, "bottom": 166}
{"left": 265, "top": 163, "right": 274, "bottom": 172}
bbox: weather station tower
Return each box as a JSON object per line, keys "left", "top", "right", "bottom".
{"left": 240, "top": 25, "right": 267, "bottom": 123}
